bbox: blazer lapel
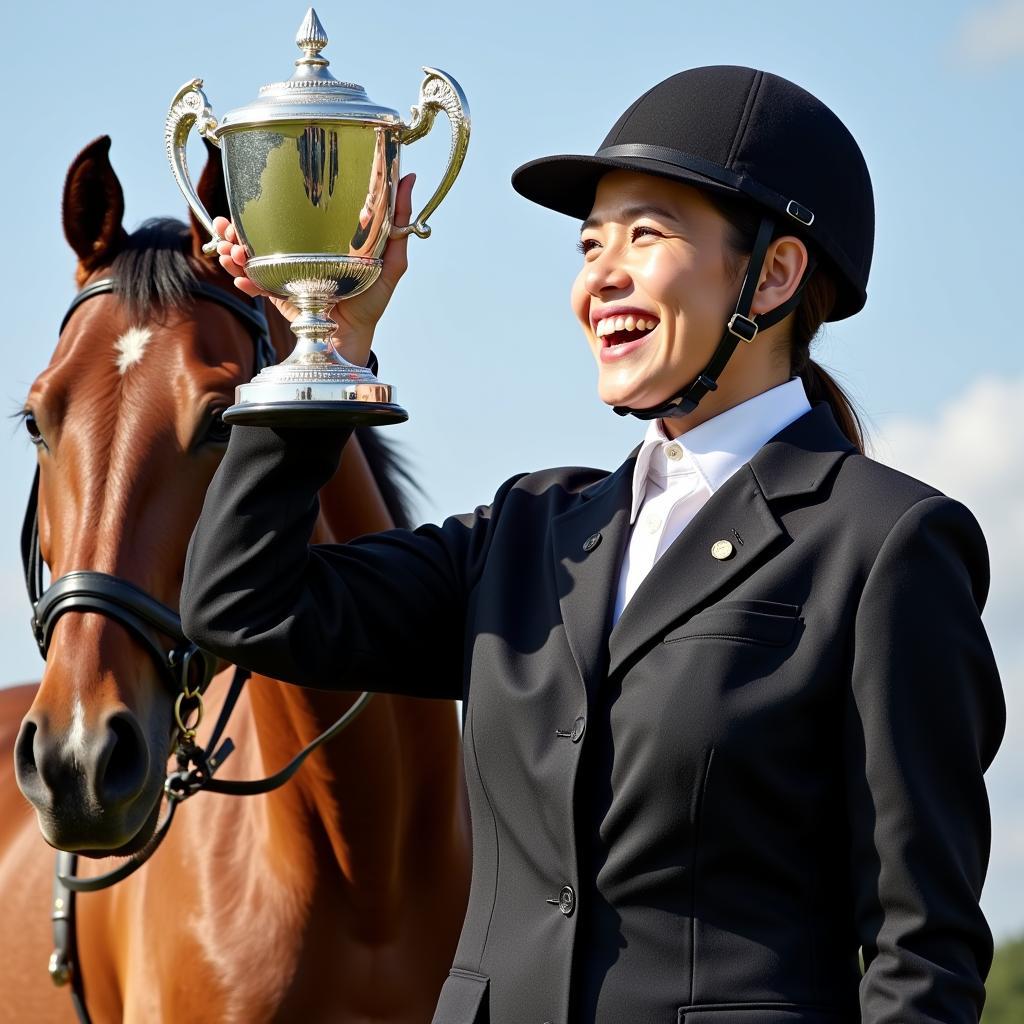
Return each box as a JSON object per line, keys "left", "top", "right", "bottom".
{"left": 550, "top": 447, "right": 639, "bottom": 699}
{"left": 606, "top": 401, "right": 856, "bottom": 678}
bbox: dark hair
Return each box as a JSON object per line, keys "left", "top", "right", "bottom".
{"left": 704, "top": 192, "right": 866, "bottom": 453}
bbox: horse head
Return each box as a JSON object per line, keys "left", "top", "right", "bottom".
{"left": 14, "top": 136, "right": 290, "bottom": 854}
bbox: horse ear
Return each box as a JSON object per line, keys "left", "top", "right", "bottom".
{"left": 63, "top": 136, "right": 128, "bottom": 284}
{"left": 189, "top": 137, "right": 229, "bottom": 259}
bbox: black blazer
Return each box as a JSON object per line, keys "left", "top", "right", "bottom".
{"left": 181, "top": 401, "right": 1005, "bottom": 1024}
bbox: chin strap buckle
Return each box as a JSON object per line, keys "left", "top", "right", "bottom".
{"left": 727, "top": 313, "right": 759, "bottom": 343}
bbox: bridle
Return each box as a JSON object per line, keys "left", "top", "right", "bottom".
{"left": 23, "top": 277, "right": 277, "bottom": 700}
{"left": 25, "top": 277, "right": 375, "bottom": 1023}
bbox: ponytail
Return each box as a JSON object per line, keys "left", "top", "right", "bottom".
{"left": 794, "top": 359, "right": 864, "bottom": 453}
{"left": 706, "top": 191, "right": 867, "bottom": 454}
{"left": 789, "top": 271, "right": 865, "bottom": 454}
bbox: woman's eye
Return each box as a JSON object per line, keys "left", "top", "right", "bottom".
{"left": 205, "top": 410, "right": 232, "bottom": 445}
{"left": 631, "top": 225, "right": 662, "bottom": 241}
{"left": 23, "top": 412, "right": 43, "bottom": 445}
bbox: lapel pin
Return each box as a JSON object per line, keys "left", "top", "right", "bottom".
{"left": 583, "top": 532, "right": 602, "bottom": 553}
{"left": 711, "top": 539, "right": 735, "bottom": 560}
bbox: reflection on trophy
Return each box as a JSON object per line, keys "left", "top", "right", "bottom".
{"left": 165, "top": 7, "right": 470, "bottom": 426}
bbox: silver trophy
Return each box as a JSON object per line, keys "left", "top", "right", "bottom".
{"left": 165, "top": 7, "right": 470, "bottom": 426}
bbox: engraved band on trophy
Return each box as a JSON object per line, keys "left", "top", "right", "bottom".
{"left": 165, "top": 7, "right": 470, "bottom": 426}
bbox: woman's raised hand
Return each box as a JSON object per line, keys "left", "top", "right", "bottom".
{"left": 212, "top": 172, "right": 416, "bottom": 368}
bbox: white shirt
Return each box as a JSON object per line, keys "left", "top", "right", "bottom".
{"left": 611, "top": 377, "right": 813, "bottom": 626}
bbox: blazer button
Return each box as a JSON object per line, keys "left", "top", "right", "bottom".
{"left": 582, "top": 532, "right": 602, "bottom": 552}
{"left": 570, "top": 716, "right": 586, "bottom": 743}
{"left": 558, "top": 885, "right": 576, "bottom": 916}
{"left": 711, "top": 539, "right": 735, "bottom": 560}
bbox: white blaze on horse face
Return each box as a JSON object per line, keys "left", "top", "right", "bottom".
{"left": 114, "top": 326, "right": 153, "bottom": 374}
{"left": 62, "top": 696, "right": 88, "bottom": 770}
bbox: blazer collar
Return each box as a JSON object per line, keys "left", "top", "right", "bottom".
{"left": 748, "top": 398, "right": 857, "bottom": 501}
{"left": 551, "top": 401, "right": 856, "bottom": 696}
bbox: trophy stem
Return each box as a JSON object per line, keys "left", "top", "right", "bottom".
{"left": 222, "top": 291, "right": 407, "bottom": 427}
{"left": 284, "top": 300, "right": 349, "bottom": 366}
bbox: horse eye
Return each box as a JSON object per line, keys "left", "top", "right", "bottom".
{"left": 23, "top": 412, "right": 43, "bottom": 444}
{"left": 205, "top": 410, "right": 232, "bottom": 445}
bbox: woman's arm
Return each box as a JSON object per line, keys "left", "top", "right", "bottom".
{"left": 180, "top": 174, "right": 512, "bottom": 697}
{"left": 845, "top": 494, "right": 1006, "bottom": 1023}
{"left": 181, "top": 422, "right": 522, "bottom": 698}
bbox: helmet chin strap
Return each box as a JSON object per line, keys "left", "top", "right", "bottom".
{"left": 612, "top": 214, "right": 817, "bottom": 422}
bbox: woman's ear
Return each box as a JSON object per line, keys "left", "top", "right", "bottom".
{"left": 750, "top": 235, "right": 808, "bottom": 318}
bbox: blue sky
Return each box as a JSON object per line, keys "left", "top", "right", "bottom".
{"left": 2, "top": 0, "right": 1022, "bottom": 939}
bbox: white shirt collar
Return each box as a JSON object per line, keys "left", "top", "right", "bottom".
{"left": 628, "top": 377, "right": 813, "bottom": 523}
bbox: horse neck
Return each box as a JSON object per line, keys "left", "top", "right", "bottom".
{"left": 229, "top": 309, "right": 465, "bottom": 903}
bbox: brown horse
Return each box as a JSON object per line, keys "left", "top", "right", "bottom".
{"left": 0, "top": 136, "right": 470, "bottom": 1023}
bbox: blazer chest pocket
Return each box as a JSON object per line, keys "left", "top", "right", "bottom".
{"left": 678, "top": 1002, "right": 848, "bottom": 1023}
{"left": 664, "top": 600, "right": 800, "bottom": 648}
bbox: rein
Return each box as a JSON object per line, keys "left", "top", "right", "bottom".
{"left": 27, "top": 277, "right": 375, "bottom": 1023}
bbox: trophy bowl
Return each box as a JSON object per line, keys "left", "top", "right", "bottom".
{"left": 165, "top": 7, "right": 470, "bottom": 427}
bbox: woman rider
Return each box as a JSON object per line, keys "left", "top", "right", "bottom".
{"left": 182, "top": 65, "right": 1005, "bottom": 1023}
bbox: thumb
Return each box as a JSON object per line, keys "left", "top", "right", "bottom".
{"left": 379, "top": 172, "right": 416, "bottom": 288}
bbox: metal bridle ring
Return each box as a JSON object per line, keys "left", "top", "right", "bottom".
{"left": 174, "top": 691, "right": 204, "bottom": 741}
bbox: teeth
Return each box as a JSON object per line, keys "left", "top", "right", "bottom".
{"left": 594, "top": 315, "right": 659, "bottom": 337}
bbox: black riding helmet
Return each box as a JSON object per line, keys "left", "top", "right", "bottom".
{"left": 511, "top": 65, "right": 875, "bottom": 420}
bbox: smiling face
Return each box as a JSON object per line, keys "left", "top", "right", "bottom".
{"left": 570, "top": 170, "right": 802, "bottom": 430}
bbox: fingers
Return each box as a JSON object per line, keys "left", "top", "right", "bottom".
{"left": 231, "top": 276, "right": 265, "bottom": 298}
{"left": 380, "top": 173, "right": 415, "bottom": 288}
{"left": 217, "top": 247, "right": 246, "bottom": 278}
{"left": 395, "top": 172, "right": 415, "bottom": 226}
{"left": 212, "top": 218, "right": 242, "bottom": 263}
{"left": 212, "top": 216, "right": 238, "bottom": 243}
{"left": 211, "top": 217, "right": 270, "bottom": 299}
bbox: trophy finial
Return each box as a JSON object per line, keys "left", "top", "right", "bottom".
{"left": 296, "top": 8, "right": 329, "bottom": 65}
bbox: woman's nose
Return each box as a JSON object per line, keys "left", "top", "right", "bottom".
{"left": 585, "top": 249, "right": 632, "bottom": 296}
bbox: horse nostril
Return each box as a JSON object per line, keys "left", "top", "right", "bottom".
{"left": 13, "top": 717, "right": 42, "bottom": 796}
{"left": 95, "top": 711, "right": 151, "bottom": 808}
{"left": 14, "top": 714, "right": 69, "bottom": 804}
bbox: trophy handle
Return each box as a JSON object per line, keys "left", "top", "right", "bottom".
{"left": 391, "top": 68, "right": 471, "bottom": 240}
{"left": 165, "top": 79, "right": 224, "bottom": 256}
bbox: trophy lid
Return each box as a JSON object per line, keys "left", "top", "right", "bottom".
{"left": 216, "top": 8, "right": 401, "bottom": 132}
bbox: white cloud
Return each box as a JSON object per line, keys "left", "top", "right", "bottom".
{"left": 873, "top": 374, "right": 1024, "bottom": 940}
{"left": 954, "top": 0, "right": 1024, "bottom": 66}
{"left": 871, "top": 374, "right": 1024, "bottom": 632}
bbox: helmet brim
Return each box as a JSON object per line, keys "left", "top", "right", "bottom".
{"left": 511, "top": 152, "right": 744, "bottom": 222}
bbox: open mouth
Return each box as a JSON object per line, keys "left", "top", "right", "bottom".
{"left": 595, "top": 313, "right": 659, "bottom": 348}
{"left": 594, "top": 312, "right": 659, "bottom": 359}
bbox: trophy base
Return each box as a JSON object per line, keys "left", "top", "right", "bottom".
{"left": 223, "top": 400, "right": 408, "bottom": 428}
{"left": 223, "top": 352, "right": 408, "bottom": 428}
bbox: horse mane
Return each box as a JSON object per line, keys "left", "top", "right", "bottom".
{"left": 352, "top": 428, "right": 421, "bottom": 530}
{"left": 79, "top": 216, "right": 424, "bottom": 530}
{"left": 108, "top": 217, "right": 200, "bottom": 325}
